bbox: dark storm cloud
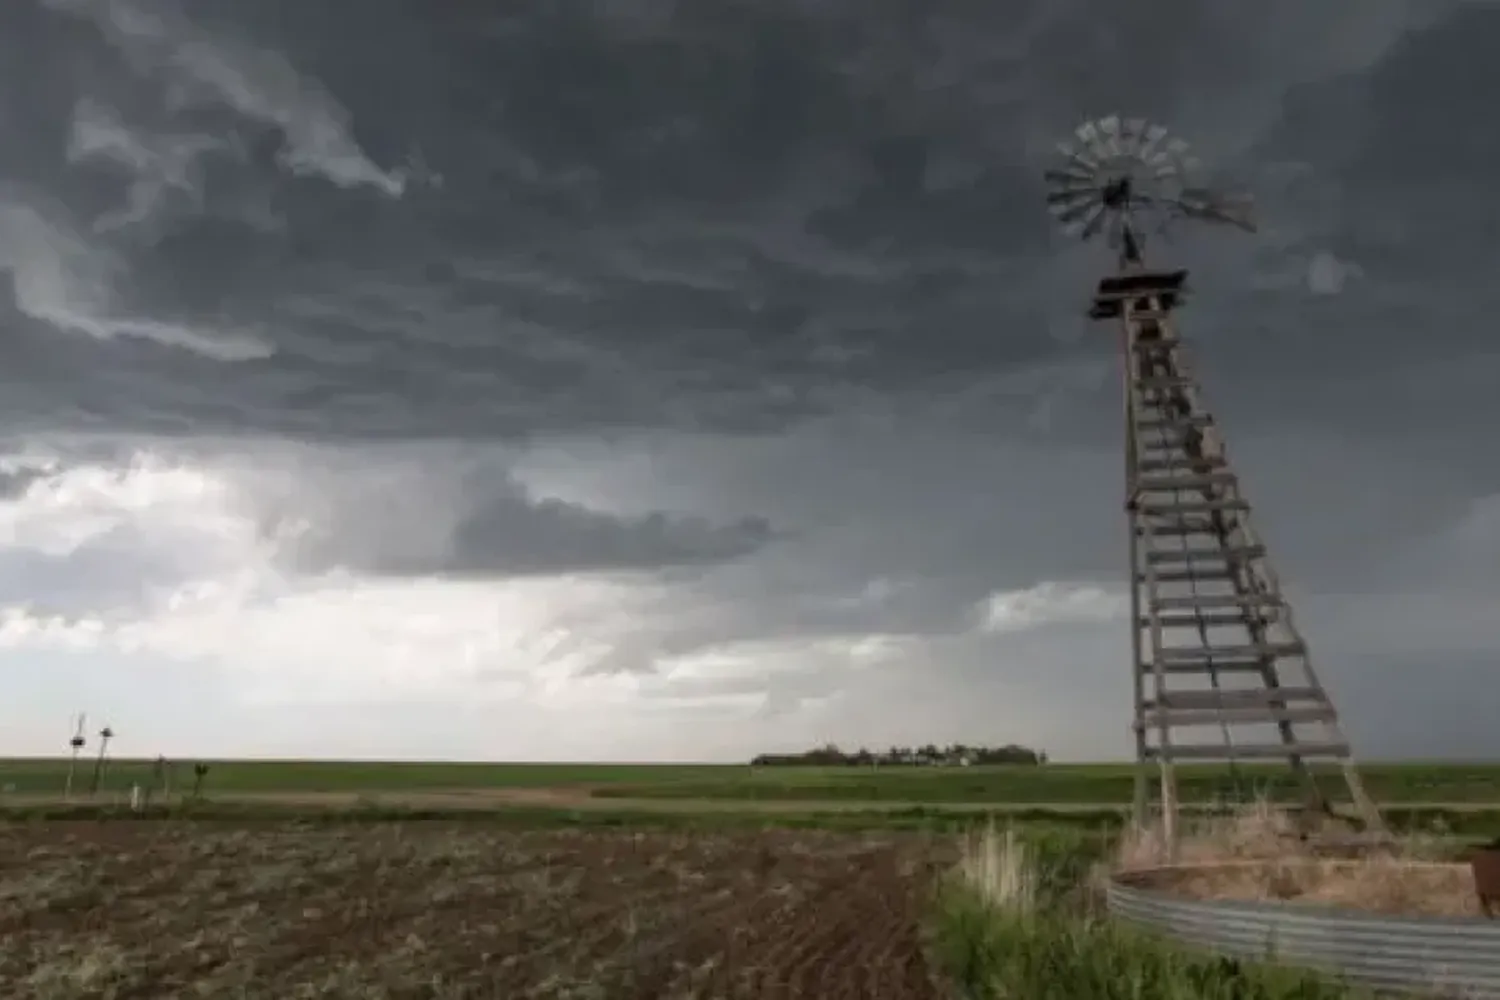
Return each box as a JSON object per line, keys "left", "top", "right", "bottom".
{"left": 1, "top": 0, "right": 1492, "bottom": 444}
{"left": 297, "top": 490, "right": 775, "bottom": 580}
{"left": 256, "top": 460, "right": 777, "bottom": 579}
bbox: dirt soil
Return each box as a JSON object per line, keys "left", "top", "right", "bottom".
{"left": 0, "top": 821, "right": 953, "bottom": 999}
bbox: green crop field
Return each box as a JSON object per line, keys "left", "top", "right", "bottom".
{"left": 584, "top": 761, "right": 1500, "bottom": 805}
{"left": 0, "top": 759, "right": 719, "bottom": 796}
{"left": 1, "top": 757, "right": 1496, "bottom": 806}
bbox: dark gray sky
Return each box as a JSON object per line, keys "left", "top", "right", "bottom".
{"left": 0, "top": 0, "right": 1494, "bottom": 762}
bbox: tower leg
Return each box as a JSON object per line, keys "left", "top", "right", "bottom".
{"left": 1341, "top": 759, "right": 1383, "bottom": 833}
{"left": 1159, "top": 758, "right": 1178, "bottom": 856}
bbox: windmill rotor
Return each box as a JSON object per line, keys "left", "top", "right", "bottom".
{"left": 1045, "top": 115, "right": 1254, "bottom": 258}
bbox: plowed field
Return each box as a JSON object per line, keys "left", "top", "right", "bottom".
{"left": 0, "top": 822, "right": 951, "bottom": 999}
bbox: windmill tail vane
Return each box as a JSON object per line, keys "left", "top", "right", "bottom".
{"left": 1045, "top": 115, "right": 1382, "bottom": 847}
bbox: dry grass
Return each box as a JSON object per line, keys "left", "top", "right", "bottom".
{"left": 956, "top": 823, "right": 1037, "bottom": 915}
{"left": 1113, "top": 799, "right": 1483, "bottom": 917}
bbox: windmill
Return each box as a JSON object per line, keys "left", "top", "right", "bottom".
{"left": 1043, "top": 116, "right": 1383, "bottom": 848}
{"left": 64, "top": 713, "right": 87, "bottom": 800}
{"left": 88, "top": 724, "right": 114, "bottom": 796}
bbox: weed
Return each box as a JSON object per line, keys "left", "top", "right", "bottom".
{"left": 931, "top": 821, "right": 1375, "bottom": 1000}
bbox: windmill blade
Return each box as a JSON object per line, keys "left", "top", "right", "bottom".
{"left": 1137, "top": 124, "right": 1168, "bottom": 162}
{"left": 1056, "top": 141, "right": 1098, "bottom": 171}
{"left": 1044, "top": 179, "right": 1103, "bottom": 202}
{"left": 1079, "top": 204, "right": 1112, "bottom": 241}
{"left": 1063, "top": 203, "right": 1106, "bottom": 239}
{"left": 1119, "top": 118, "right": 1148, "bottom": 158}
{"left": 1052, "top": 197, "right": 1103, "bottom": 224}
{"left": 1098, "top": 115, "right": 1122, "bottom": 159}
{"left": 1044, "top": 167, "right": 1097, "bottom": 187}
{"left": 1049, "top": 203, "right": 1098, "bottom": 225}
{"left": 1075, "top": 120, "right": 1100, "bottom": 146}
{"left": 1046, "top": 185, "right": 1098, "bottom": 207}
{"left": 1151, "top": 138, "right": 1192, "bottom": 175}
{"left": 1048, "top": 198, "right": 1099, "bottom": 222}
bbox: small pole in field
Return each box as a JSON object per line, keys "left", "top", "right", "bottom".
{"left": 64, "top": 713, "right": 87, "bottom": 800}
{"left": 89, "top": 725, "right": 114, "bottom": 796}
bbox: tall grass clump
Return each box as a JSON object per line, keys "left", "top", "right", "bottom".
{"left": 931, "top": 820, "right": 1373, "bottom": 1000}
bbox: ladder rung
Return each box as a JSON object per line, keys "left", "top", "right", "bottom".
{"left": 1144, "top": 545, "right": 1266, "bottom": 565}
{"left": 1143, "top": 741, "right": 1350, "bottom": 762}
{"left": 1139, "top": 611, "right": 1263, "bottom": 628}
{"left": 1129, "top": 314, "right": 1174, "bottom": 328}
{"left": 1140, "top": 705, "right": 1338, "bottom": 728}
{"left": 1140, "top": 521, "right": 1221, "bottom": 537}
{"left": 1137, "top": 376, "right": 1196, "bottom": 392}
{"left": 1138, "top": 499, "right": 1249, "bottom": 516}
{"left": 1151, "top": 594, "right": 1281, "bottom": 611}
{"left": 1136, "top": 456, "right": 1225, "bottom": 474}
{"left": 1137, "top": 472, "right": 1239, "bottom": 492}
{"left": 1128, "top": 334, "right": 1176, "bottom": 350}
{"left": 1152, "top": 687, "right": 1327, "bottom": 710}
{"left": 1136, "top": 414, "right": 1211, "bottom": 433}
{"left": 1142, "top": 568, "right": 1237, "bottom": 583}
{"left": 1144, "top": 658, "right": 1271, "bottom": 675}
{"left": 1158, "top": 642, "right": 1305, "bottom": 662}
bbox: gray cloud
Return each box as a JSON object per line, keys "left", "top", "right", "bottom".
{"left": 0, "top": 0, "right": 1495, "bottom": 760}
{"left": 223, "top": 448, "right": 780, "bottom": 579}
{"left": 0, "top": 0, "right": 1486, "bottom": 443}
{"left": 286, "top": 481, "right": 776, "bottom": 580}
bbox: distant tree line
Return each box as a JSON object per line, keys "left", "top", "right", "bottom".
{"left": 749, "top": 742, "right": 1047, "bottom": 768}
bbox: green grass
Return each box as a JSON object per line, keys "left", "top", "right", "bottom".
{"left": 588, "top": 762, "right": 1500, "bottom": 805}
{"left": 4, "top": 758, "right": 1497, "bottom": 804}
{"left": 611, "top": 761, "right": 1500, "bottom": 806}
{"left": 0, "top": 799, "right": 1092, "bottom": 833}
{"left": 930, "top": 826, "right": 1376, "bottom": 1000}
{"left": 5, "top": 797, "right": 1498, "bottom": 846}
{"left": 0, "top": 758, "right": 732, "bottom": 795}
{"left": 933, "top": 884, "right": 1373, "bottom": 1000}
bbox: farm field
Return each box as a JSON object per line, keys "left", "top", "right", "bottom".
{"left": 0, "top": 821, "right": 951, "bottom": 1000}
{"left": 2, "top": 758, "right": 1497, "bottom": 807}
{"left": 0, "top": 763, "right": 1489, "bottom": 998}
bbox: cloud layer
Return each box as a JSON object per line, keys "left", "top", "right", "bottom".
{"left": 0, "top": 0, "right": 1494, "bottom": 761}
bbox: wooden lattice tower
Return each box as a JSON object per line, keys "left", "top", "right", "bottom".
{"left": 1045, "top": 117, "right": 1383, "bottom": 844}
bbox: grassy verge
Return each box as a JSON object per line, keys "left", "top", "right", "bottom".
{"left": 6, "top": 758, "right": 1498, "bottom": 802}
{"left": 928, "top": 825, "right": 1377, "bottom": 1000}
{"left": 0, "top": 798, "right": 1125, "bottom": 836}
{"left": 5, "top": 791, "right": 1494, "bottom": 839}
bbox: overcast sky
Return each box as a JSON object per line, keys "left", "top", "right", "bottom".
{"left": 0, "top": 0, "right": 1494, "bottom": 762}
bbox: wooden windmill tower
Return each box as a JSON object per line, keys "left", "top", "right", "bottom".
{"left": 1044, "top": 116, "right": 1383, "bottom": 845}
